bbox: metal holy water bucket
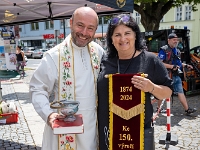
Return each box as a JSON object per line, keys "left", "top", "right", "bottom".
{"left": 50, "top": 100, "right": 80, "bottom": 122}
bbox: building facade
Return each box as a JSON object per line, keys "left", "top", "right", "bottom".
{"left": 19, "top": 3, "right": 200, "bottom": 49}
{"left": 19, "top": 19, "right": 108, "bottom": 49}
{"left": 134, "top": 3, "right": 200, "bottom": 48}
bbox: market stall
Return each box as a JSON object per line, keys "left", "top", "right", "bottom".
{"left": 0, "top": 26, "right": 18, "bottom": 77}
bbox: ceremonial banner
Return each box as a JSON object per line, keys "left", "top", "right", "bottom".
{"left": 108, "top": 74, "right": 145, "bottom": 150}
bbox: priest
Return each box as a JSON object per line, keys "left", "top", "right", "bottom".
{"left": 29, "top": 7, "right": 104, "bottom": 150}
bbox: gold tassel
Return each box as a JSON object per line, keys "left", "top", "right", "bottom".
{"left": 110, "top": 103, "right": 144, "bottom": 120}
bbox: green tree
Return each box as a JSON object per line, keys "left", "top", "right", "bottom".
{"left": 99, "top": 15, "right": 112, "bottom": 24}
{"left": 134, "top": 0, "right": 199, "bottom": 31}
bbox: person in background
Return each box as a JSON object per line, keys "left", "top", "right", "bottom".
{"left": 16, "top": 46, "right": 25, "bottom": 79}
{"left": 97, "top": 14, "right": 172, "bottom": 150}
{"left": 157, "top": 33, "right": 197, "bottom": 115}
{"left": 29, "top": 7, "right": 104, "bottom": 150}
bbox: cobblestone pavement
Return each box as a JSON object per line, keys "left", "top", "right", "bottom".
{"left": 0, "top": 69, "right": 44, "bottom": 150}
{"left": 0, "top": 69, "right": 200, "bottom": 150}
{"left": 153, "top": 94, "right": 200, "bottom": 150}
{"left": 0, "top": 82, "right": 36, "bottom": 150}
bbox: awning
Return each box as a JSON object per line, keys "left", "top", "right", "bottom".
{"left": 0, "top": 0, "right": 130, "bottom": 26}
{"left": 20, "top": 36, "right": 44, "bottom": 40}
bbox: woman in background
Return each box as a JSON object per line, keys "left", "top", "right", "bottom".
{"left": 16, "top": 46, "right": 25, "bottom": 78}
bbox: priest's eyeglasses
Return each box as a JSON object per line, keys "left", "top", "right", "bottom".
{"left": 110, "top": 14, "right": 130, "bottom": 25}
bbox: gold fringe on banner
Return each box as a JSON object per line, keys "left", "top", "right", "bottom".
{"left": 110, "top": 103, "right": 144, "bottom": 120}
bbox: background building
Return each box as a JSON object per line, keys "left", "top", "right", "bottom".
{"left": 19, "top": 3, "right": 200, "bottom": 49}
{"left": 19, "top": 19, "right": 108, "bottom": 49}
{"left": 134, "top": 3, "right": 200, "bottom": 48}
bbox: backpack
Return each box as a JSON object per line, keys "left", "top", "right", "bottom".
{"left": 160, "top": 45, "right": 173, "bottom": 64}
{"left": 160, "top": 45, "right": 181, "bottom": 64}
{"left": 160, "top": 45, "right": 184, "bottom": 79}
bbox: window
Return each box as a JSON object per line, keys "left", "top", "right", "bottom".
{"left": 31, "top": 22, "right": 39, "bottom": 30}
{"left": 99, "top": 15, "right": 112, "bottom": 25}
{"left": 135, "top": 12, "right": 141, "bottom": 24}
{"left": 176, "top": 7, "right": 182, "bottom": 21}
{"left": 185, "top": 6, "right": 192, "bottom": 20}
{"left": 19, "top": 25, "right": 22, "bottom": 32}
{"left": 160, "top": 17, "right": 164, "bottom": 23}
{"left": 31, "top": 40, "right": 42, "bottom": 47}
{"left": 45, "top": 21, "right": 54, "bottom": 29}
{"left": 60, "top": 19, "right": 70, "bottom": 28}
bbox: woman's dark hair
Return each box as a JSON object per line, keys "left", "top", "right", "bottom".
{"left": 17, "top": 46, "right": 22, "bottom": 50}
{"left": 106, "top": 14, "right": 145, "bottom": 58}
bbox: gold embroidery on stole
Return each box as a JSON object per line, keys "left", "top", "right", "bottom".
{"left": 58, "top": 34, "right": 100, "bottom": 150}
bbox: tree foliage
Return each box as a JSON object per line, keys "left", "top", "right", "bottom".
{"left": 134, "top": 0, "right": 200, "bottom": 31}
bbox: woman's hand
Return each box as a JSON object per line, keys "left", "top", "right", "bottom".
{"left": 131, "top": 75, "right": 154, "bottom": 93}
{"left": 131, "top": 75, "right": 172, "bottom": 100}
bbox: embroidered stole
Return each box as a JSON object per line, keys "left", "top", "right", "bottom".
{"left": 58, "top": 34, "right": 100, "bottom": 150}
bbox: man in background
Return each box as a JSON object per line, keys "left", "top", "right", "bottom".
{"left": 157, "top": 33, "right": 196, "bottom": 115}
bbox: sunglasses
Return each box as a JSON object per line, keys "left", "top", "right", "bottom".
{"left": 110, "top": 15, "right": 130, "bottom": 25}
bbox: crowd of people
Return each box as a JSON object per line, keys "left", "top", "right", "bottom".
{"left": 29, "top": 6, "right": 197, "bottom": 150}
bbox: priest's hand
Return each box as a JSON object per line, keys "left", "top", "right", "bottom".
{"left": 47, "top": 112, "right": 66, "bottom": 129}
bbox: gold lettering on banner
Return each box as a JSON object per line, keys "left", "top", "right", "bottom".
{"left": 122, "top": 126, "right": 130, "bottom": 131}
{"left": 119, "top": 134, "right": 132, "bottom": 141}
{"left": 120, "top": 86, "right": 132, "bottom": 92}
{"left": 119, "top": 126, "right": 132, "bottom": 141}
{"left": 120, "top": 86, "right": 132, "bottom": 100}
{"left": 118, "top": 143, "right": 134, "bottom": 149}
{"left": 118, "top": 125, "right": 134, "bottom": 149}
{"left": 120, "top": 95, "right": 132, "bottom": 100}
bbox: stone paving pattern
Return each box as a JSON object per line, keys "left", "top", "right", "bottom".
{"left": 0, "top": 69, "right": 200, "bottom": 150}
{"left": 153, "top": 95, "right": 200, "bottom": 150}
{"left": 0, "top": 69, "right": 44, "bottom": 150}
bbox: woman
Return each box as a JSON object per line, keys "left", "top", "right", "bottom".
{"left": 97, "top": 14, "right": 172, "bottom": 150}
{"left": 16, "top": 46, "right": 25, "bottom": 78}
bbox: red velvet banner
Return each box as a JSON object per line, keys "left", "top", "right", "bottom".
{"left": 109, "top": 74, "right": 145, "bottom": 150}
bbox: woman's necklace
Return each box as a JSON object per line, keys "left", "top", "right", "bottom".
{"left": 117, "top": 50, "right": 137, "bottom": 74}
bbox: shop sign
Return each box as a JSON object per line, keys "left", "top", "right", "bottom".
{"left": 43, "top": 34, "right": 54, "bottom": 39}
{"left": 58, "top": 33, "right": 64, "bottom": 38}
